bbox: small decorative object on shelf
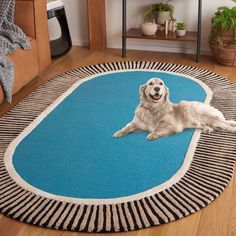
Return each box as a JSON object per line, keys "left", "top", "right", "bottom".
{"left": 175, "top": 22, "right": 186, "bottom": 37}
{"left": 209, "top": 0, "right": 236, "bottom": 67}
{"left": 165, "top": 20, "right": 169, "bottom": 35}
{"left": 144, "top": 0, "right": 174, "bottom": 25}
{"left": 169, "top": 19, "right": 176, "bottom": 32}
{"left": 140, "top": 22, "right": 158, "bottom": 36}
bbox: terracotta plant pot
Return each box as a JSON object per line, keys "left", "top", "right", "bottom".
{"left": 140, "top": 22, "right": 158, "bottom": 36}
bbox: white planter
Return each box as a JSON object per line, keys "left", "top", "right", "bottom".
{"left": 157, "top": 11, "right": 170, "bottom": 25}
{"left": 140, "top": 22, "right": 157, "bottom": 36}
{"left": 176, "top": 29, "right": 186, "bottom": 37}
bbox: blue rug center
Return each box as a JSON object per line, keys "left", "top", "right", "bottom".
{"left": 13, "top": 71, "right": 206, "bottom": 199}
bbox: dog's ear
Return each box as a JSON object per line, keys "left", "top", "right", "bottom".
{"left": 164, "top": 86, "right": 170, "bottom": 102}
{"left": 139, "top": 84, "right": 147, "bottom": 98}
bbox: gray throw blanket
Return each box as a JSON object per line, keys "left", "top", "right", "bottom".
{"left": 0, "top": 0, "right": 30, "bottom": 102}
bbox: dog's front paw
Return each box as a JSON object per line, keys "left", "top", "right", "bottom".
{"left": 147, "top": 132, "right": 159, "bottom": 141}
{"left": 113, "top": 130, "right": 124, "bottom": 138}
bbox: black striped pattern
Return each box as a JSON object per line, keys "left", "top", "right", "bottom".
{"left": 0, "top": 61, "right": 236, "bottom": 232}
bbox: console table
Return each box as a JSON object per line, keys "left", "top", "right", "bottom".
{"left": 87, "top": 0, "right": 202, "bottom": 61}
{"left": 122, "top": 0, "right": 202, "bottom": 62}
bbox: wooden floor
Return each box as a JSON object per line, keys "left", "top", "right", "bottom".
{"left": 0, "top": 47, "right": 236, "bottom": 236}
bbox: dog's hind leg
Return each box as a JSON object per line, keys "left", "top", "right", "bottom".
{"left": 225, "top": 120, "right": 236, "bottom": 127}
{"left": 113, "top": 122, "right": 137, "bottom": 138}
{"left": 212, "top": 119, "right": 236, "bottom": 132}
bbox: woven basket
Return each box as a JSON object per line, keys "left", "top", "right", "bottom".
{"left": 209, "top": 42, "right": 236, "bottom": 67}
{"left": 209, "top": 29, "right": 236, "bottom": 67}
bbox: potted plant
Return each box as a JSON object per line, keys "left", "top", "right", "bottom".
{"left": 209, "top": 0, "right": 236, "bottom": 66}
{"left": 144, "top": 1, "right": 174, "bottom": 25}
{"left": 175, "top": 22, "right": 186, "bottom": 36}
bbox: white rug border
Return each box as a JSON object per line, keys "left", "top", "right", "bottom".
{"left": 4, "top": 69, "right": 213, "bottom": 205}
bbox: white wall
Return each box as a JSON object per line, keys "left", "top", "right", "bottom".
{"left": 48, "top": 0, "right": 235, "bottom": 55}
{"left": 63, "top": 0, "right": 88, "bottom": 46}
{"left": 48, "top": 0, "right": 88, "bottom": 46}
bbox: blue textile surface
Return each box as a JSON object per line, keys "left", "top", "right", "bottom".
{"left": 13, "top": 71, "right": 206, "bottom": 199}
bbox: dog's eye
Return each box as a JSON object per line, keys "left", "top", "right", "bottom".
{"left": 149, "top": 82, "right": 153, "bottom": 85}
{"left": 159, "top": 82, "right": 163, "bottom": 85}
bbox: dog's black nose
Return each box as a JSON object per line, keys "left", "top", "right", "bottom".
{"left": 154, "top": 87, "right": 160, "bottom": 92}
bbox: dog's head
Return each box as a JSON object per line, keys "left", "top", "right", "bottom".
{"left": 139, "top": 78, "right": 169, "bottom": 108}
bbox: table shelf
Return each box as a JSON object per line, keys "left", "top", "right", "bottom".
{"left": 124, "top": 28, "right": 197, "bottom": 42}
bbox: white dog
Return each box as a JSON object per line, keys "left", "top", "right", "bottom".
{"left": 113, "top": 78, "right": 236, "bottom": 141}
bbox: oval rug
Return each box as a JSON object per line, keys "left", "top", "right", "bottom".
{"left": 0, "top": 61, "right": 236, "bottom": 233}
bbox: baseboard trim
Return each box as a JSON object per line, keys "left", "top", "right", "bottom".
{"left": 72, "top": 40, "right": 89, "bottom": 47}
{"left": 72, "top": 40, "right": 211, "bottom": 55}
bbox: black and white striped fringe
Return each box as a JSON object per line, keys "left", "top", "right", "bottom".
{"left": 0, "top": 61, "right": 236, "bottom": 232}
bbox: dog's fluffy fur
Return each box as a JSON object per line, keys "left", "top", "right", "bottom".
{"left": 113, "top": 78, "right": 236, "bottom": 140}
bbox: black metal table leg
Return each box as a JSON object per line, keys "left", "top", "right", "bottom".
{"left": 196, "top": 0, "right": 202, "bottom": 63}
{"left": 122, "top": 0, "right": 127, "bottom": 58}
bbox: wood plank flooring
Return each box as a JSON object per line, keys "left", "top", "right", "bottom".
{"left": 0, "top": 47, "right": 236, "bottom": 236}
